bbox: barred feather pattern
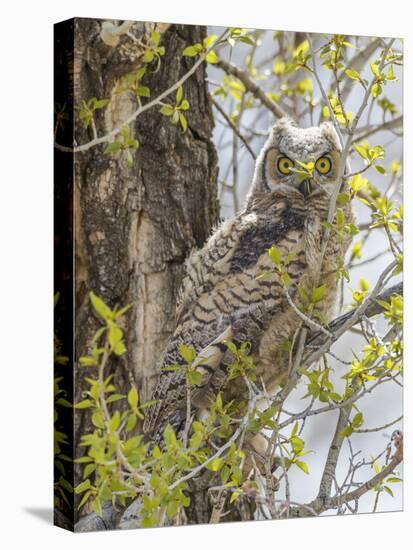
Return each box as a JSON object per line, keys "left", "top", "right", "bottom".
{"left": 143, "top": 184, "right": 353, "bottom": 446}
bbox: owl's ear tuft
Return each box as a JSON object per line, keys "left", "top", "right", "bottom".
{"left": 320, "top": 121, "right": 342, "bottom": 151}
{"left": 267, "top": 117, "right": 296, "bottom": 146}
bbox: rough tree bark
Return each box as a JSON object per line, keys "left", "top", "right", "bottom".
{"left": 70, "top": 19, "right": 219, "bottom": 516}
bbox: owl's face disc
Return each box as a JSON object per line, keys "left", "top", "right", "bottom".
{"left": 263, "top": 122, "right": 342, "bottom": 197}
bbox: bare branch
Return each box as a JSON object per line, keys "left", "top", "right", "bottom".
{"left": 306, "top": 281, "right": 402, "bottom": 350}
{"left": 292, "top": 453, "right": 402, "bottom": 518}
{"left": 355, "top": 115, "right": 403, "bottom": 143}
{"left": 354, "top": 415, "right": 402, "bottom": 434}
{"left": 215, "top": 58, "right": 289, "bottom": 119}
{"left": 317, "top": 407, "right": 351, "bottom": 502}
{"left": 212, "top": 97, "right": 256, "bottom": 160}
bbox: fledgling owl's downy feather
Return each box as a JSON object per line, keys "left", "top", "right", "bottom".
{"left": 143, "top": 118, "right": 354, "bottom": 450}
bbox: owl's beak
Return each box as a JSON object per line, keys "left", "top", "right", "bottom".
{"left": 298, "top": 179, "right": 315, "bottom": 197}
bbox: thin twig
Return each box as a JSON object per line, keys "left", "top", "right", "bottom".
{"left": 215, "top": 58, "right": 288, "bottom": 119}
{"left": 212, "top": 98, "right": 256, "bottom": 160}
{"left": 55, "top": 29, "right": 229, "bottom": 153}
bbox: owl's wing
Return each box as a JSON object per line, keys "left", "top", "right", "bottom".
{"left": 143, "top": 202, "right": 306, "bottom": 442}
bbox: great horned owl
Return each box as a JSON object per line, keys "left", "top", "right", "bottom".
{"left": 143, "top": 117, "right": 353, "bottom": 451}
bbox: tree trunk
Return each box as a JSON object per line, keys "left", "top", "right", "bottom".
{"left": 70, "top": 19, "right": 219, "bottom": 511}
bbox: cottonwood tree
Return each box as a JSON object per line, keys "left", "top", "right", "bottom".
{"left": 54, "top": 21, "right": 403, "bottom": 530}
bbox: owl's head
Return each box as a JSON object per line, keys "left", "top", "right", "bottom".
{"left": 249, "top": 117, "right": 342, "bottom": 201}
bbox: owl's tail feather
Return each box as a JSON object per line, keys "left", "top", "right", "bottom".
{"left": 189, "top": 324, "right": 234, "bottom": 411}
{"left": 192, "top": 324, "right": 234, "bottom": 375}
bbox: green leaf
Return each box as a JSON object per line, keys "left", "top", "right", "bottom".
{"left": 75, "top": 456, "right": 93, "bottom": 464}
{"left": 371, "top": 82, "right": 382, "bottom": 98}
{"left": 281, "top": 272, "right": 291, "bottom": 287}
{"left": 108, "top": 322, "right": 126, "bottom": 356}
{"left": 151, "top": 31, "right": 160, "bottom": 46}
{"left": 74, "top": 399, "right": 93, "bottom": 409}
{"left": 352, "top": 412, "right": 363, "bottom": 428}
{"left": 83, "top": 463, "right": 96, "bottom": 479}
{"left": 189, "top": 431, "right": 203, "bottom": 449}
{"left": 164, "top": 424, "right": 177, "bottom": 447}
{"left": 136, "top": 86, "right": 150, "bottom": 97}
{"left": 386, "top": 477, "right": 402, "bottom": 483}
{"left": 230, "top": 490, "right": 241, "bottom": 503}
{"left": 90, "top": 292, "right": 113, "bottom": 321}
{"left": 125, "top": 149, "right": 134, "bottom": 168}
{"left": 179, "top": 113, "right": 187, "bottom": 133}
{"left": 74, "top": 479, "right": 91, "bottom": 494}
{"left": 187, "top": 369, "right": 203, "bottom": 386}
{"left": 166, "top": 500, "right": 179, "bottom": 519}
{"left": 291, "top": 435, "right": 305, "bottom": 453}
{"left": 176, "top": 86, "right": 183, "bottom": 104}
{"left": 56, "top": 397, "right": 73, "bottom": 408}
{"left": 239, "top": 36, "right": 256, "bottom": 46}
{"left": 106, "top": 393, "right": 125, "bottom": 404}
{"left": 77, "top": 490, "right": 92, "bottom": 510}
{"left": 79, "top": 356, "right": 98, "bottom": 367}
{"left": 296, "top": 460, "right": 309, "bottom": 474}
{"left": 311, "top": 285, "right": 327, "bottom": 303}
{"left": 59, "top": 476, "right": 73, "bottom": 493}
{"left": 340, "top": 425, "right": 353, "bottom": 438}
{"left": 203, "top": 34, "right": 218, "bottom": 49}
{"left": 128, "top": 386, "right": 139, "bottom": 408}
{"left": 206, "top": 51, "right": 219, "bottom": 64}
{"left": 125, "top": 413, "right": 137, "bottom": 433}
{"left": 345, "top": 69, "right": 361, "bottom": 81}
{"left": 354, "top": 143, "right": 369, "bottom": 160}
{"left": 179, "top": 343, "right": 196, "bottom": 363}
{"left": 93, "top": 98, "right": 110, "bottom": 109}
{"left": 114, "top": 304, "right": 132, "bottom": 319}
{"left": 104, "top": 141, "right": 122, "bottom": 155}
{"left": 109, "top": 410, "right": 121, "bottom": 432}
{"left": 143, "top": 50, "right": 155, "bottom": 63}
{"left": 375, "top": 165, "right": 386, "bottom": 175}
{"left": 182, "top": 44, "right": 202, "bottom": 57}
{"left": 123, "top": 436, "right": 142, "bottom": 453}
{"left": 294, "top": 39, "right": 309, "bottom": 58}
{"left": 91, "top": 497, "right": 103, "bottom": 517}
{"left": 268, "top": 245, "right": 282, "bottom": 266}
{"left": 206, "top": 457, "right": 224, "bottom": 471}
{"left": 91, "top": 410, "right": 105, "bottom": 429}
{"left": 370, "top": 62, "right": 382, "bottom": 79}
{"left": 337, "top": 192, "right": 351, "bottom": 205}
{"left": 179, "top": 99, "right": 189, "bottom": 111}
{"left": 159, "top": 105, "right": 174, "bottom": 116}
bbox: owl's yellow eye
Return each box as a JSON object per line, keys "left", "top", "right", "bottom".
{"left": 277, "top": 156, "right": 294, "bottom": 175}
{"left": 315, "top": 156, "right": 332, "bottom": 175}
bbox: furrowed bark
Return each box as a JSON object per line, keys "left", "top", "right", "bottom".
{"left": 71, "top": 19, "right": 219, "bottom": 516}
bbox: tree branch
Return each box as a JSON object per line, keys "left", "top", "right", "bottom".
{"left": 215, "top": 58, "right": 288, "bottom": 120}
{"left": 55, "top": 29, "right": 229, "bottom": 153}
{"left": 354, "top": 115, "right": 403, "bottom": 143}
{"left": 211, "top": 97, "right": 256, "bottom": 160}
{"left": 306, "top": 281, "right": 402, "bottom": 350}
{"left": 294, "top": 453, "right": 403, "bottom": 518}
{"left": 339, "top": 38, "right": 382, "bottom": 103}
{"left": 317, "top": 407, "right": 351, "bottom": 503}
